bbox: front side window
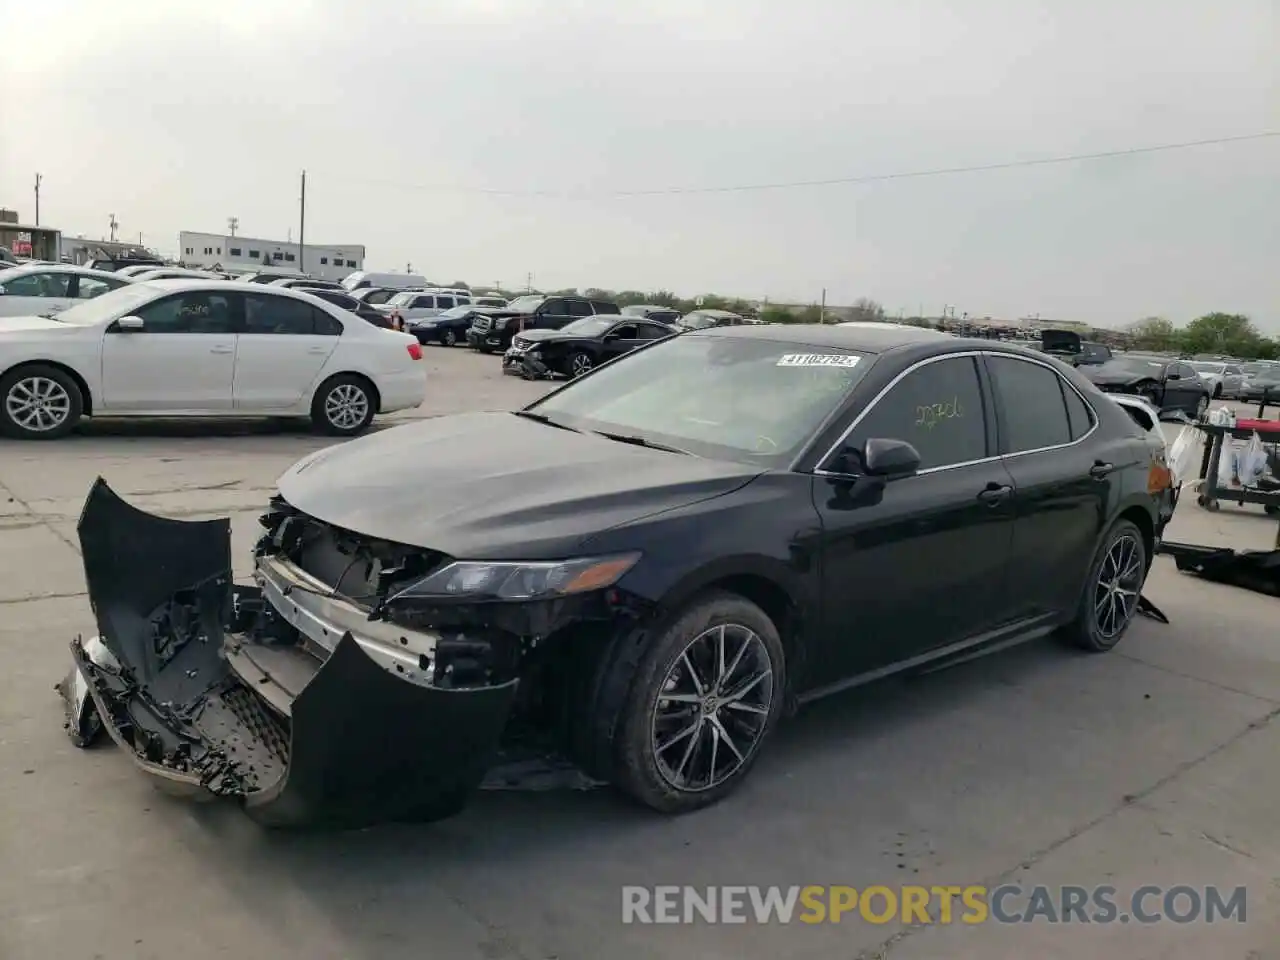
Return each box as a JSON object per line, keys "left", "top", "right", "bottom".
{"left": 846, "top": 356, "right": 987, "bottom": 471}
{"left": 2, "top": 271, "right": 72, "bottom": 297}
{"left": 566, "top": 299, "right": 593, "bottom": 317}
{"left": 531, "top": 334, "right": 871, "bottom": 466}
{"left": 134, "top": 291, "right": 236, "bottom": 334}
{"left": 986, "top": 355, "right": 1073, "bottom": 453}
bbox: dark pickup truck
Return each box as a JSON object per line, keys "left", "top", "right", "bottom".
{"left": 466, "top": 295, "right": 620, "bottom": 353}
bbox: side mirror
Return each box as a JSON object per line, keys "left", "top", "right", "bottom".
{"left": 863, "top": 438, "right": 922, "bottom": 478}
{"left": 116, "top": 315, "right": 145, "bottom": 332}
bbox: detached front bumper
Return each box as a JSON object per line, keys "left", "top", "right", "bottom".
{"left": 61, "top": 479, "right": 518, "bottom": 828}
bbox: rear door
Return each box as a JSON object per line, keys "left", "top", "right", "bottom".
{"left": 233, "top": 293, "right": 342, "bottom": 410}
{"left": 984, "top": 354, "right": 1113, "bottom": 617}
{"left": 810, "top": 354, "right": 1018, "bottom": 681}
{"left": 99, "top": 289, "right": 238, "bottom": 411}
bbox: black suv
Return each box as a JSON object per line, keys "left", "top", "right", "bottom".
{"left": 467, "top": 295, "right": 620, "bottom": 353}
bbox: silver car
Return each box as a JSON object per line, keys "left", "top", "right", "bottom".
{"left": 1186, "top": 360, "right": 1244, "bottom": 400}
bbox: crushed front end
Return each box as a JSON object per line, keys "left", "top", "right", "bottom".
{"left": 61, "top": 479, "right": 530, "bottom": 828}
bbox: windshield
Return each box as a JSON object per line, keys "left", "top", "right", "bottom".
{"left": 31, "top": 282, "right": 157, "bottom": 325}
{"left": 436, "top": 305, "right": 474, "bottom": 319}
{"left": 558, "top": 316, "right": 613, "bottom": 337}
{"left": 528, "top": 333, "right": 871, "bottom": 466}
{"left": 506, "top": 295, "right": 544, "bottom": 313}
{"left": 1188, "top": 361, "right": 1224, "bottom": 373}
{"left": 1104, "top": 357, "right": 1167, "bottom": 375}
{"left": 389, "top": 292, "right": 415, "bottom": 306}
{"left": 680, "top": 312, "right": 719, "bottom": 329}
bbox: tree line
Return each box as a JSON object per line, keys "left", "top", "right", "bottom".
{"left": 1126, "top": 313, "right": 1276, "bottom": 360}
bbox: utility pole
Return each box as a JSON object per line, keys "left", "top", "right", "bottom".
{"left": 298, "top": 170, "right": 306, "bottom": 272}
{"left": 33, "top": 173, "right": 42, "bottom": 226}
{"left": 526, "top": 272, "right": 533, "bottom": 292}
{"left": 108, "top": 214, "right": 118, "bottom": 242}
{"left": 819, "top": 288, "right": 827, "bottom": 323}
{"left": 227, "top": 216, "right": 238, "bottom": 237}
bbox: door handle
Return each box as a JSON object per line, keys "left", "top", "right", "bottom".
{"left": 210, "top": 346, "right": 234, "bottom": 354}
{"left": 1089, "top": 461, "right": 1115, "bottom": 479}
{"left": 977, "top": 483, "right": 1013, "bottom": 506}
{"left": 306, "top": 346, "right": 328, "bottom": 354}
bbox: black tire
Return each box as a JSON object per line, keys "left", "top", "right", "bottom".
{"left": 610, "top": 591, "right": 786, "bottom": 814}
{"left": 1212, "top": 383, "right": 1223, "bottom": 399}
{"left": 441, "top": 329, "right": 458, "bottom": 347}
{"left": 310, "top": 374, "right": 376, "bottom": 437}
{"left": 569, "top": 351, "right": 594, "bottom": 378}
{"left": 0, "top": 363, "right": 83, "bottom": 440}
{"left": 1061, "top": 519, "right": 1148, "bottom": 653}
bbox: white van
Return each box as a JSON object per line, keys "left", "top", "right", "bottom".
{"left": 341, "top": 271, "right": 429, "bottom": 292}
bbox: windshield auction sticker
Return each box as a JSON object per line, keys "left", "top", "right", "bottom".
{"left": 777, "top": 354, "right": 861, "bottom": 367}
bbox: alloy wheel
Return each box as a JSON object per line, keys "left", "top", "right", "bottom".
{"left": 650, "top": 622, "right": 774, "bottom": 793}
{"left": 1093, "top": 533, "right": 1143, "bottom": 640}
{"left": 324, "top": 383, "right": 370, "bottom": 431}
{"left": 571, "top": 353, "right": 593, "bottom": 377}
{"left": 5, "top": 376, "right": 72, "bottom": 433}
{"left": 443, "top": 330, "right": 457, "bottom": 346}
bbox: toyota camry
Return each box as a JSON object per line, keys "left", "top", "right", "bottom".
{"left": 61, "top": 324, "right": 1174, "bottom": 828}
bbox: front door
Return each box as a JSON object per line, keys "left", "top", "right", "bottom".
{"left": 601, "top": 322, "right": 645, "bottom": 361}
{"left": 811, "top": 354, "right": 1018, "bottom": 684}
{"left": 983, "top": 354, "right": 1115, "bottom": 617}
{"left": 1162, "top": 362, "right": 1205, "bottom": 415}
{"left": 233, "top": 293, "right": 341, "bottom": 410}
{"left": 99, "top": 290, "right": 237, "bottom": 411}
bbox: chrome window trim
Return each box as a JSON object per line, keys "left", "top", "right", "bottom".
{"left": 807, "top": 349, "right": 1099, "bottom": 478}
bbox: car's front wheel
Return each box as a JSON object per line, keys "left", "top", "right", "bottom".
{"left": 569, "top": 351, "right": 594, "bottom": 377}
{"left": 1062, "top": 518, "right": 1148, "bottom": 652}
{"left": 441, "top": 329, "right": 458, "bottom": 347}
{"left": 611, "top": 591, "right": 786, "bottom": 814}
{"left": 0, "top": 364, "right": 83, "bottom": 440}
{"left": 311, "top": 374, "right": 376, "bottom": 437}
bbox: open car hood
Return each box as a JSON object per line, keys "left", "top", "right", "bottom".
{"left": 1040, "top": 329, "right": 1082, "bottom": 354}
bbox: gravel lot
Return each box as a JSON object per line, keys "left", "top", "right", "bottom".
{"left": 2, "top": 351, "right": 1278, "bottom": 960}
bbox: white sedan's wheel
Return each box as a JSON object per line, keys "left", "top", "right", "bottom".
{"left": 311, "top": 375, "right": 376, "bottom": 436}
{"left": 0, "top": 365, "right": 83, "bottom": 440}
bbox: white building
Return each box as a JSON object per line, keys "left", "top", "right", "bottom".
{"left": 178, "top": 231, "right": 365, "bottom": 281}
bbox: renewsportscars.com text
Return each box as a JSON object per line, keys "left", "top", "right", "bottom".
{"left": 621, "top": 884, "right": 1247, "bottom": 925}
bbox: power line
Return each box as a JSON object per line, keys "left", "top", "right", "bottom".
{"left": 323, "top": 130, "right": 1280, "bottom": 200}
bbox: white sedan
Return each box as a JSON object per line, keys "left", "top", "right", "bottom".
{"left": 0, "top": 264, "right": 135, "bottom": 318}
{"left": 0, "top": 279, "right": 427, "bottom": 440}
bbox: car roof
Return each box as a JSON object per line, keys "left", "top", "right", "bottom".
{"left": 695, "top": 322, "right": 954, "bottom": 354}
{"left": 0, "top": 263, "right": 130, "bottom": 280}
{"left": 137, "top": 278, "right": 321, "bottom": 297}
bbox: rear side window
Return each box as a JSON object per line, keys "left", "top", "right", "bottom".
{"left": 987, "top": 355, "right": 1073, "bottom": 453}
{"left": 1063, "top": 382, "right": 1096, "bottom": 440}
{"left": 566, "top": 299, "right": 593, "bottom": 317}
{"left": 591, "top": 300, "right": 620, "bottom": 315}
{"left": 847, "top": 356, "right": 988, "bottom": 471}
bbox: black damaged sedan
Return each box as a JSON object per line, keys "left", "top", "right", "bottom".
{"left": 503, "top": 314, "right": 677, "bottom": 378}
{"left": 62, "top": 325, "right": 1174, "bottom": 828}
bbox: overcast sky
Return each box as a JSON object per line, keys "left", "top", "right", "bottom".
{"left": 2, "top": 0, "right": 1276, "bottom": 328}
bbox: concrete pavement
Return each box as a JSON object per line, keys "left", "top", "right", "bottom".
{"left": 1, "top": 356, "right": 1277, "bottom": 959}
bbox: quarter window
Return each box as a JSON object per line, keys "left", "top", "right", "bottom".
{"left": 846, "top": 356, "right": 987, "bottom": 471}
{"left": 987, "top": 355, "right": 1073, "bottom": 453}
{"left": 1063, "top": 381, "right": 1095, "bottom": 440}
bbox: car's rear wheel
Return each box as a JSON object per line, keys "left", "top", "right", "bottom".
{"left": 311, "top": 374, "right": 376, "bottom": 437}
{"left": 441, "top": 329, "right": 458, "bottom": 347}
{"left": 569, "top": 351, "right": 594, "bottom": 377}
{"left": 1062, "top": 519, "right": 1147, "bottom": 653}
{"left": 0, "top": 364, "right": 83, "bottom": 440}
{"left": 611, "top": 592, "right": 786, "bottom": 814}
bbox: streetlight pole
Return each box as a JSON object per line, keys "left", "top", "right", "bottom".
{"left": 34, "top": 173, "right": 42, "bottom": 226}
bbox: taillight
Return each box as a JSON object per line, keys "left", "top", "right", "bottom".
{"left": 407, "top": 343, "right": 423, "bottom": 360}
